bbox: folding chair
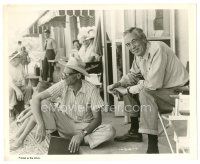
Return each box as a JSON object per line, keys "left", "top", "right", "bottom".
{"left": 169, "top": 94, "right": 190, "bottom": 153}
{"left": 158, "top": 88, "right": 190, "bottom": 154}
{"left": 158, "top": 112, "right": 174, "bottom": 153}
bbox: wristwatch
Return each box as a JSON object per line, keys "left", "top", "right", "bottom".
{"left": 127, "top": 86, "right": 131, "bottom": 94}
{"left": 81, "top": 129, "right": 88, "bottom": 136}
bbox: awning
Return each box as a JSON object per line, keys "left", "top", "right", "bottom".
{"left": 22, "top": 11, "right": 48, "bottom": 37}
{"left": 38, "top": 10, "right": 95, "bottom": 26}
{"left": 23, "top": 10, "right": 95, "bottom": 37}
{"left": 38, "top": 10, "right": 60, "bottom": 26}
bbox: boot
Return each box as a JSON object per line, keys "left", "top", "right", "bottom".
{"left": 114, "top": 117, "right": 143, "bottom": 142}
{"left": 146, "top": 134, "right": 159, "bottom": 154}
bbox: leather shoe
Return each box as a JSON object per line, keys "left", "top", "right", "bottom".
{"left": 114, "top": 130, "right": 143, "bottom": 142}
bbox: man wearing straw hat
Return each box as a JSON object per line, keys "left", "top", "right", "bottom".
{"left": 31, "top": 57, "right": 116, "bottom": 153}
{"left": 42, "top": 29, "right": 57, "bottom": 82}
{"left": 9, "top": 52, "right": 33, "bottom": 121}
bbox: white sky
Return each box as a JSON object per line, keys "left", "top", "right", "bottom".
{"left": 4, "top": 6, "right": 43, "bottom": 53}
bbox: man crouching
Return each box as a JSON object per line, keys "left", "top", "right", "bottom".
{"left": 31, "top": 57, "right": 116, "bottom": 153}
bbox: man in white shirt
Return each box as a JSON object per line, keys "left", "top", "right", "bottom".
{"left": 107, "top": 27, "right": 189, "bottom": 153}
{"left": 42, "top": 29, "right": 57, "bottom": 82}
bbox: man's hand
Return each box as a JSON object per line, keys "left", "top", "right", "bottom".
{"left": 35, "top": 124, "right": 46, "bottom": 143}
{"left": 107, "top": 82, "right": 121, "bottom": 94}
{"left": 68, "top": 134, "right": 84, "bottom": 153}
{"left": 15, "top": 89, "right": 24, "bottom": 101}
{"left": 113, "top": 87, "right": 128, "bottom": 96}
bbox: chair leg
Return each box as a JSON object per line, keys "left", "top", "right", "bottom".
{"left": 158, "top": 113, "right": 174, "bottom": 153}
{"left": 158, "top": 123, "right": 170, "bottom": 136}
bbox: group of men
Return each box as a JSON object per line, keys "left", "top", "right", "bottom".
{"left": 10, "top": 27, "right": 189, "bottom": 154}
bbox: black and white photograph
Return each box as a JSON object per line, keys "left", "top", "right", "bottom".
{"left": 3, "top": 3, "right": 197, "bottom": 160}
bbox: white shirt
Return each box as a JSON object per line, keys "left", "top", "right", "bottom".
{"left": 78, "top": 44, "right": 98, "bottom": 63}
{"left": 119, "top": 41, "right": 189, "bottom": 94}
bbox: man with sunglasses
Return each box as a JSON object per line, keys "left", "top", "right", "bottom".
{"left": 107, "top": 27, "right": 189, "bottom": 153}
{"left": 31, "top": 57, "right": 116, "bottom": 153}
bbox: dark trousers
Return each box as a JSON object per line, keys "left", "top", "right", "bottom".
{"left": 42, "top": 49, "right": 55, "bottom": 81}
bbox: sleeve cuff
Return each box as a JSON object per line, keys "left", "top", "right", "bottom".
{"left": 129, "top": 80, "right": 144, "bottom": 94}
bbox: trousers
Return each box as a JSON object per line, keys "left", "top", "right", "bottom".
{"left": 41, "top": 100, "right": 116, "bottom": 149}
{"left": 123, "top": 87, "right": 179, "bottom": 135}
{"left": 42, "top": 49, "right": 55, "bottom": 81}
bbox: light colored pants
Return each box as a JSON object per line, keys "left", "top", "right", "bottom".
{"left": 124, "top": 88, "right": 178, "bottom": 135}
{"left": 41, "top": 100, "right": 116, "bottom": 149}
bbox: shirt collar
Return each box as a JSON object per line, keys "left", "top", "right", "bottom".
{"left": 67, "top": 80, "right": 86, "bottom": 94}
{"left": 140, "top": 42, "right": 151, "bottom": 60}
{"left": 78, "top": 80, "right": 86, "bottom": 94}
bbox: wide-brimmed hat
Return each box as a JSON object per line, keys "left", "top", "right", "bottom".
{"left": 9, "top": 51, "right": 21, "bottom": 61}
{"left": 85, "top": 29, "right": 95, "bottom": 40}
{"left": 59, "top": 57, "right": 90, "bottom": 77}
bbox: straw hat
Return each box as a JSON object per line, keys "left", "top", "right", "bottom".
{"left": 59, "top": 57, "right": 90, "bottom": 77}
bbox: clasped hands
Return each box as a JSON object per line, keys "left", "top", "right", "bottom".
{"left": 107, "top": 83, "right": 128, "bottom": 97}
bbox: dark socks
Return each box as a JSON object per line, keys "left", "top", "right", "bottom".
{"left": 147, "top": 134, "right": 159, "bottom": 154}
{"left": 130, "top": 117, "right": 139, "bottom": 133}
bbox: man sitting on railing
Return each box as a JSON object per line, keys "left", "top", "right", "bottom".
{"left": 107, "top": 27, "right": 189, "bottom": 154}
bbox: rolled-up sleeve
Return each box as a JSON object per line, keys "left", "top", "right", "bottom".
{"left": 46, "top": 80, "right": 65, "bottom": 101}
{"left": 90, "top": 88, "right": 104, "bottom": 113}
{"left": 119, "top": 59, "right": 142, "bottom": 87}
{"left": 129, "top": 44, "right": 167, "bottom": 94}
{"left": 129, "top": 80, "right": 144, "bottom": 94}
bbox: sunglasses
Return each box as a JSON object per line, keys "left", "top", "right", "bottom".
{"left": 61, "top": 72, "right": 77, "bottom": 80}
{"left": 125, "top": 39, "right": 140, "bottom": 48}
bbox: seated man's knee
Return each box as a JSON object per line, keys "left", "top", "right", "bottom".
{"left": 41, "top": 99, "right": 54, "bottom": 112}
{"left": 139, "top": 89, "right": 154, "bottom": 100}
{"left": 123, "top": 93, "right": 132, "bottom": 101}
{"left": 103, "top": 124, "right": 116, "bottom": 139}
